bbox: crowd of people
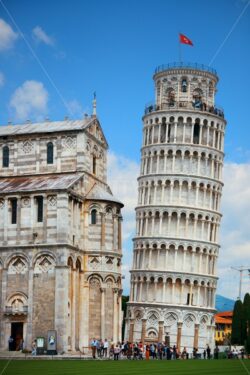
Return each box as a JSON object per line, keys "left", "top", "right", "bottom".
{"left": 90, "top": 339, "right": 219, "bottom": 360}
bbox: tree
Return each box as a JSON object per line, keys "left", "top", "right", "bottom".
{"left": 243, "top": 293, "right": 250, "bottom": 335}
{"left": 243, "top": 293, "right": 250, "bottom": 353}
{"left": 231, "top": 299, "right": 244, "bottom": 345}
{"left": 122, "top": 295, "right": 129, "bottom": 340}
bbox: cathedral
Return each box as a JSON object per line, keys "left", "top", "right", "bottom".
{"left": 125, "top": 62, "right": 226, "bottom": 352}
{"left": 0, "top": 102, "right": 123, "bottom": 353}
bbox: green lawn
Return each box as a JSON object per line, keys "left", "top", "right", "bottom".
{"left": 0, "top": 360, "right": 250, "bottom": 375}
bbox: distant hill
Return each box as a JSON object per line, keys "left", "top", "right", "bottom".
{"left": 215, "top": 294, "right": 235, "bottom": 312}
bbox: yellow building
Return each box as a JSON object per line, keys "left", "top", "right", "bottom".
{"left": 215, "top": 311, "right": 232, "bottom": 345}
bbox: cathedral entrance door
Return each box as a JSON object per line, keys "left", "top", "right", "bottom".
{"left": 11, "top": 322, "right": 23, "bottom": 351}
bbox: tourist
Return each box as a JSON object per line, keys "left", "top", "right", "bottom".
{"left": 203, "top": 349, "right": 206, "bottom": 359}
{"left": 103, "top": 339, "right": 109, "bottom": 358}
{"left": 8, "top": 336, "right": 14, "bottom": 351}
{"left": 206, "top": 345, "right": 211, "bottom": 359}
{"left": 31, "top": 339, "right": 37, "bottom": 356}
{"left": 90, "top": 338, "right": 98, "bottom": 359}
{"left": 214, "top": 345, "right": 219, "bottom": 359}
{"left": 145, "top": 344, "right": 150, "bottom": 360}
{"left": 114, "top": 345, "right": 120, "bottom": 360}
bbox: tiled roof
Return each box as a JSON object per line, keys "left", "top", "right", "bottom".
{"left": 0, "top": 118, "right": 93, "bottom": 136}
{"left": 86, "top": 183, "right": 123, "bottom": 206}
{"left": 0, "top": 173, "right": 83, "bottom": 193}
{"left": 215, "top": 311, "right": 233, "bottom": 324}
{"left": 215, "top": 317, "right": 232, "bottom": 324}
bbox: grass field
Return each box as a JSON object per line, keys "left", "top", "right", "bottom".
{"left": 0, "top": 359, "right": 250, "bottom": 375}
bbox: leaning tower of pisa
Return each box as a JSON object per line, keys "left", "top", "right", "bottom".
{"left": 126, "top": 63, "right": 226, "bottom": 352}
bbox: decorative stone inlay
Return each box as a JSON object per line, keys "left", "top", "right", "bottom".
{"left": 63, "top": 136, "right": 76, "bottom": 150}
{"left": 184, "top": 314, "right": 195, "bottom": 327}
{"left": 34, "top": 255, "right": 55, "bottom": 273}
{"left": 0, "top": 199, "right": 4, "bottom": 209}
{"left": 148, "top": 313, "right": 158, "bottom": 326}
{"left": 9, "top": 257, "right": 28, "bottom": 274}
{"left": 48, "top": 195, "right": 57, "bottom": 207}
{"left": 22, "top": 140, "right": 33, "bottom": 154}
{"left": 135, "top": 310, "right": 143, "bottom": 321}
{"left": 21, "top": 197, "right": 30, "bottom": 207}
{"left": 89, "top": 277, "right": 100, "bottom": 289}
{"left": 106, "top": 257, "right": 113, "bottom": 270}
{"left": 165, "top": 312, "right": 178, "bottom": 326}
{"left": 89, "top": 257, "right": 100, "bottom": 270}
{"left": 200, "top": 316, "right": 208, "bottom": 329}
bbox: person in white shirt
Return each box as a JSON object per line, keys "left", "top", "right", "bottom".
{"left": 103, "top": 339, "right": 109, "bottom": 358}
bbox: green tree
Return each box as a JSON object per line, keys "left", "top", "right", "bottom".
{"left": 243, "top": 293, "right": 250, "bottom": 353}
{"left": 243, "top": 293, "right": 250, "bottom": 334}
{"left": 231, "top": 299, "right": 244, "bottom": 345}
{"left": 121, "top": 295, "right": 129, "bottom": 341}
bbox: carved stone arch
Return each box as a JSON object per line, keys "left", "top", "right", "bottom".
{"left": 33, "top": 250, "right": 57, "bottom": 268}
{"left": 7, "top": 255, "right": 29, "bottom": 275}
{"left": 5, "top": 252, "right": 29, "bottom": 270}
{"left": 0, "top": 257, "right": 3, "bottom": 269}
{"left": 200, "top": 314, "right": 209, "bottom": 328}
{"left": 34, "top": 253, "right": 56, "bottom": 274}
{"left": 67, "top": 256, "right": 74, "bottom": 269}
{"left": 164, "top": 311, "right": 178, "bottom": 326}
{"left": 76, "top": 257, "right": 82, "bottom": 271}
{"left": 88, "top": 273, "right": 103, "bottom": 283}
{"left": 88, "top": 202, "right": 102, "bottom": 212}
{"left": 134, "top": 308, "right": 144, "bottom": 321}
{"left": 183, "top": 312, "right": 197, "bottom": 327}
{"left": 104, "top": 274, "right": 115, "bottom": 284}
{"left": 147, "top": 327, "right": 158, "bottom": 338}
{"left": 147, "top": 309, "right": 160, "bottom": 323}
{"left": 6, "top": 292, "right": 28, "bottom": 312}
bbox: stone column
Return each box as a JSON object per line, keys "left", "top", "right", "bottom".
{"left": 141, "top": 318, "right": 147, "bottom": 345}
{"left": 26, "top": 267, "right": 34, "bottom": 350}
{"left": 71, "top": 268, "right": 76, "bottom": 351}
{"left": 100, "top": 213, "right": 105, "bottom": 250}
{"left": 158, "top": 320, "right": 164, "bottom": 343}
{"left": 118, "top": 290, "right": 123, "bottom": 342}
{"left": 113, "top": 288, "right": 118, "bottom": 343}
{"left": 0, "top": 268, "right": 7, "bottom": 349}
{"left": 118, "top": 216, "right": 122, "bottom": 251}
{"left": 193, "top": 323, "right": 200, "bottom": 349}
{"left": 81, "top": 280, "right": 90, "bottom": 350}
{"left": 176, "top": 322, "right": 183, "bottom": 352}
{"left": 78, "top": 271, "right": 86, "bottom": 351}
{"left": 54, "top": 265, "right": 69, "bottom": 353}
{"left": 100, "top": 288, "right": 106, "bottom": 340}
{"left": 128, "top": 319, "right": 135, "bottom": 343}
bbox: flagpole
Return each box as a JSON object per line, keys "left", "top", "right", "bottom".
{"left": 178, "top": 33, "right": 182, "bottom": 64}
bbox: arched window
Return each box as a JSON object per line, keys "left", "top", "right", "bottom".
{"left": 181, "top": 78, "right": 187, "bottom": 93}
{"left": 93, "top": 156, "right": 96, "bottom": 174}
{"left": 193, "top": 124, "right": 200, "bottom": 144}
{"left": 91, "top": 209, "right": 97, "bottom": 224}
{"left": 3, "top": 145, "right": 9, "bottom": 168}
{"left": 47, "top": 142, "right": 54, "bottom": 164}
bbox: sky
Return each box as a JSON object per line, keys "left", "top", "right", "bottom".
{"left": 0, "top": 0, "right": 249, "bottom": 300}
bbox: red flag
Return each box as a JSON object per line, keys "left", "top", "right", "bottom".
{"left": 179, "top": 33, "right": 193, "bottom": 46}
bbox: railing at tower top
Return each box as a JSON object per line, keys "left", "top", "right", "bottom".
{"left": 144, "top": 100, "right": 224, "bottom": 118}
{"left": 154, "top": 62, "right": 217, "bottom": 76}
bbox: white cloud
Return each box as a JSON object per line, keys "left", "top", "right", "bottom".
{"left": 67, "top": 100, "right": 85, "bottom": 118}
{"left": 0, "top": 72, "right": 5, "bottom": 87}
{"left": 107, "top": 151, "right": 139, "bottom": 241}
{"left": 32, "top": 26, "right": 54, "bottom": 46}
{"left": 107, "top": 151, "right": 250, "bottom": 299}
{"left": 0, "top": 19, "right": 18, "bottom": 51}
{"left": 218, "top": 162, "right": 250, "bottom": 300}
{"left": 9, "top": 80, "right": 49, "bottom": 121}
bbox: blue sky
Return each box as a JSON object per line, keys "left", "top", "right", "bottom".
{"left": 0, "top": 0, "right": 250, "bottom": 298}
